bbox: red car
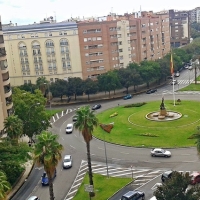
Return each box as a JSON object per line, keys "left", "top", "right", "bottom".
{"left": 190, "top": 172, "right": 200, "bottom": 185}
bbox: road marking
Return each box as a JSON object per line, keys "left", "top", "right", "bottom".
{"left": 66, "top": 109, "right": 68, "bottom": 114}
{"left": 182, "top": 160, "right": 196, "bottom": 163}
{"left": 61, "top": 137, "right": 64, "bottom": 140}
{"left": 98, "top": 147, "right": 104, "bottom": 150}
{"left": 112, "top": 158, "right": 121, "bottom": 160}
{"left": 62, "top": 111, "right": 63, "bottom": 116}
{"left": 181, "top": 154, "right": 191, "bottom": 155}
{"left": 52, "top": 116, "right": 55, "bottom": 122}
{"left": 70, "top": 145, "right": 75, "bottom": 149}
{"left": 120, "top": 151, "right": 129, "bottom": 154}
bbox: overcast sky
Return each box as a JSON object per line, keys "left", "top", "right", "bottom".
{"left": 0, "top": 0, "right": 199, "bottom": 25}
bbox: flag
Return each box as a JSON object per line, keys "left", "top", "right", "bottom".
{"left": 170, "top": 52, "right": 174, "bottom": 75}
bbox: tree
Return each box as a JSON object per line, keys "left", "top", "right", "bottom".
{"left": 36, "top": 76, "right": 48, "bottom": 96}
{"left": 0, "top": 171, "right": 11, "bottom": 200}
{"left": 34, "top": 131, "right": 63, "bottom": 200}
{"left": 74, "top": 106, "right": 98, "bottom": 197}
{"left": 83, "top": 79, "right": 99, "bottom": 100}
{"left": 189, "top": 126, "right": 200, "bottom": 153}
{"left": 50, "top": 79, "right": 67, "bottom": 100}
{"left": 154, "top": 171, "right": 200, "bottom": 200}
{"left": 12, "top": 88, "right": 51, "bottom": 141}
{"left": 17, "top": 83, "right": 37, "bottom": 93}
{"left": 4, "top": 115, "right": 23, "bottom": 145}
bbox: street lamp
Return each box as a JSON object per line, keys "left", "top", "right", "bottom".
{"left": 103, "top": 133, "right": 109, "bottom": 178}
{"left": 44, "top": 83, "right": 51, "bottom": 110}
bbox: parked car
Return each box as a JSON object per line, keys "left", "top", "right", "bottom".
{"left": 175, "top": 72, "right": 180, "bottom": 77}
{"left": 121, "top": 190, "right": 145, "bottom": 200}
{"left": 146, "top": 89, "right": 157, "bottom": 94}
{"left": 188, "top": 66, "right": 193, "bottom": 70}
{"left": 27, "top": 196, "right": 40, "bottom": 200}
{"left": 190, "top": 172, "right": 200, "bottom": 185}
{"left": 66, "top": 123, "right": 74, "bottom": 134}
{"left": 171, "top": 80, "right": 178, "bottom": 85}
{"left": 151, "top": 148, "right": 171, "bottom": 157}
{"left": 123, "top": 94, "right": 132, "bottom": 100}
{"left": 161, "top": 170, "right": 173, "bottom": 182}
{"left": 72, "top": 115, "right": 78, "bottom": 122}
{"left": 92, "top": 104, "right": 101, "bottom": 110}
{"left": 41, "top": 169, "right": 56, "bottom": 186}
{"left": 63, "top": 155, "right": 72, "bottom": 169}
{"left": 149, "top": 197, "right": 157, "bottom": 200}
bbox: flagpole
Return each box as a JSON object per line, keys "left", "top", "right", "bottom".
{"left": 172, "top": 74, "right": 175, "bottom": 106}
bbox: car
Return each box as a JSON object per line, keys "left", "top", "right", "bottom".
{"left": 92, "top": 104, "right": 101, "bottom": 110}
{"left": 171, "top": 79, "right": 178, "bottom": 85}
{"left": 72, "top": 115, "right": 78, "bottom": 122}
{"left": 175, "top": 72, "right": 180, "bottom": 77}
{"left": 121, "top": 190, "right": 145, "bottom": 200}
{"left": 41, "top": 169, "right": 56, "bottom": 186}
{"left": 190, "top": 172, "right": 200, "bottom": 185}
{"left": 123, "top": 94, "right": 132, "bottom": 100}
{"left": 146, "top": 89, "right": 157, "bottom": 94}
{"left": 188, "top": 66, "right": 193, "bottom": 70}
{"left": 27, "top": 196, "right": 40, "bottom": 200}
{"left": 63, "top": 155, "right": 72, "bottom": 169}
{"left": 66, "top": 123, "right": 73, "bottom": 134}
{"left": 149, "top": 197, "right": 157, "bottom": 200}
{"left": 161, "top": 170, "right": 173, "bottom": 182}
{"left": 151, "top": 148, "right": 171, "bottom": 157}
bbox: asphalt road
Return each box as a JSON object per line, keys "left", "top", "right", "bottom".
{"left": 12, "top": 68, "right": 200, "bottom": 200}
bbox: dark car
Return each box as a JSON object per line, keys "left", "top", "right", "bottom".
{"left": 92, "top": 104, "right": 101, "bottom": 110}
{"left": 121, "top": 190, "right": 145, "bottom": 200}
{"left": 72, "top": 115, "right": 78, "bottom": 122}
{"left": 146, "top": 89, "right": 157, "bottom": 94}
{"left": 41, "top": 170, "right": 56, "bottom": 186}
{"left": 123, "top": 94, "right": 132, "bottom": 100}
{"left": 190, "top": 172, "right": 200, "bottom": 185}
{"left": 161, "top": 170, "right": 173, "bottom": 182}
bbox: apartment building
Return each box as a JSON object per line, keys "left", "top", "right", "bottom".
{"left": 3, "top": 19, "right": 82, "bottom": 86}
{"left": 190, "top": 7, "right": 200, "bottom": 23}
{"left": 169, "top": 10, "right": 190, "bottom": 48}
{"left": 0, "top": 16, "right": 13, "bottom": 135}
{"left": 78, "top": 11, "right": 170, "bottom": 79}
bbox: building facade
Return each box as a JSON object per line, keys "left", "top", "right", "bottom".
{"left": 3, "top": 20, "right": 82, "bottom": 86}
{"left": 0, "top": 16, "right": 13, "bottom": 135}
{"left": 169, "top": 10, "right": 191, "bottom": 48}
{"left": 78, "top": 11, "right": 170, "bottom": 79}
{"left": 190, "top": 7, "right": 200, "bottom": 23}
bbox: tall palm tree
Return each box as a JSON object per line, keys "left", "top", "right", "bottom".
{"left": 0, "top": 171, "right": 11, "bottom": 200}
{"left": 74, "top": 106, "right": 98, "bottom": 197}
{"left": 34, "top": 131, "right": 63, "bottom": 200}
{"left": 4, "top": 115, "right": 23, "bottom": 145}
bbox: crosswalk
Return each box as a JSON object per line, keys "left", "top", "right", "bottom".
{"left": 64, "top": 161, "right": 167, "bottom": 200}
{"left": 168, "top": 79, "right": 194, "bottom": 85}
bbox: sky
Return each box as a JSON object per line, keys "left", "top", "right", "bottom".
{"left": 0, "top": 0, "right": 199, "bottom": 25}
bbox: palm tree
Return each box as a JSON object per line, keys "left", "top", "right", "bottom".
{"left": 4, "top": 115, "right": 23, "bottom": 145}
{"left": 0, "top": 171, "right": 11, "bottom": 200}
{"left": 74, "top": 105, "right": 98, "bottom": 197}
{"left": 34, "top": 131, "right": 63, "bottom": 200}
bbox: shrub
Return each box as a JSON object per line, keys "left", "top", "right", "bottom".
{"left": 124, "top": 102, "right": 146, "bottom": 108}
{"left": 110, "top": 112, "right": 118, "bottom": 118}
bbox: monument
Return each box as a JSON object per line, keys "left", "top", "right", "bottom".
{"left": 159, "top": 96, "right": 167, "bottom": 117}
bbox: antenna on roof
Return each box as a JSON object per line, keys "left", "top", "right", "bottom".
{"left": 54, "top": 11, "right": 56, "bottom": 22}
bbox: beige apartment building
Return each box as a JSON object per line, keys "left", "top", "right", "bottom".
{"left": 3, "top": 20, "right": 82, "bottom": 86}
{"left": 78, "top": 11, "right": 171, "bottom": 79}
{"left": 0, "top": 16, "right": 13, "bottom": 135}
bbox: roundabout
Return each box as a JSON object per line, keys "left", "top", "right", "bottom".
{"left": 94, "top": 100, "right": 200, "bottom": 148}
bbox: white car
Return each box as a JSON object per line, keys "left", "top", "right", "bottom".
{"left": 63, "top": 155, "right": 72, "bottom": 169}
{"left": 27, "top": 196, "right": 40, "bottom": 200}
{"left": 175, "top": 72, "right": 180, "bottom": 77}
{"left": 188, "top": 66, "right": 193, "bottom": 70}
{"left": 66, "top": 123, "right": 73, "bottom": 134}
{"left": 151, "top": 148, "right": 171, "bottom": 157}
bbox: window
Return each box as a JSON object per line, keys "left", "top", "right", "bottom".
{"left": 64, "top": 31, "right": 67, "bottom": 35}
{"left": 21, "top": 34, "right": 25, "bottom": 38}
{"left": 119, "top": 49, "right": 123, "bottom": 52}
{"left": 24, "top": 80, "right": 27, "bottom": 84}
{"left": 84, "top": 38, "right": 87, "bottom": 42}
{"left": 46, "top": 40, "right": 54, "bottom": 47}
{"left": 97, "top": 37, "right": 102, "bottom": 41}
{"left": 59, "top": 31, "right": 63, "bottom": 36}
{"left": 31, "top": 34, "right": 34, "bottom": 38}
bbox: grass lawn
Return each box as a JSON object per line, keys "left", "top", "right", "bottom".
{"left": 46, "top": 109, "right": 62, "bottom": 116}
{"left": 93, "top": 100, "right": 200, "bottom": 148}
{"left": 179, "top": 83, "right": 200, "bottom": 91}
{"left": 73, "top": 173, "right": 131, "bottom": 200}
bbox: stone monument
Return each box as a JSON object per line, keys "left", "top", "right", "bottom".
{"left": 160, "top": 96, "right": 167, "bottom": 116}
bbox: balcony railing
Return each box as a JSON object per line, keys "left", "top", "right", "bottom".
{"left": 0, "top": 48, "right": 6, "bottom": 57}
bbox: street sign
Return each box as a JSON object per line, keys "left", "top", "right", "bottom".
{"left": 84, "top": 184, "right": 94, "bottom": 193}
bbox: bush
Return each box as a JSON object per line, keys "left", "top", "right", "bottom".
{"left": 110, "top": 112, "right": 118, "bottom": 118}
{"left": 124, "top": 102, "right": 146, "bottom": 108}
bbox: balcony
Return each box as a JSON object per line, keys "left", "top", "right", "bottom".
{"left": 0, "top": 47, "right": 6, "bottom": 58}
{"left": 3, "top": 77, "right": 10, "bottom": 86}
{"left": 6, "top": 102, "right": 13, "bottom": 110}
{"left": 1, "top": 65, "right": 8, "bottom": 74}
{"left": 4, "top": 88, "right": 12, "bottom": 98}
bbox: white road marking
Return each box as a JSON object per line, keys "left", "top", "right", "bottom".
{"left": 70, "top": 145, "right": 75, "bottom": 149}
{"left": 120, "top": 151, "right": 129, "bottom": 154}
{"left": 98, "top": 147, "right": 104, "bottom": 150}
{"left": 62, "top": 111, "right": 63, "bottom": 116}
{"left": 52, "top": 116, "right": 55, "bottom": 122}
{"left": 61, "top": 137, "right": 64, "bottom": 140}
{"left": 66, "top": 109, "right": 68, "bottom": 114}
{"left": 112, "top": 158, "right": 121, "bottom": 160}
{"left": 56, "top": 113, "right": 59, "bottom": 119}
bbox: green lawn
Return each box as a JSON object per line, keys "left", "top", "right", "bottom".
{"left": 73, "top": 173, "right": 131, "bottom": 200}
{"left": 179, "top": 83, "right": 200, "bottom": 91}
{"left": 46, "top": 109, "right": 62, "bottom": 116}
{"left": 93, "top": 100, "right": 200, "bottom": 148}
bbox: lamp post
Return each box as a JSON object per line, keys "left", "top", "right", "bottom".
{"left": 131, "top": 165, "right": 134, "bottom": 185}
{"left": 103, "top": 133, "right": 109, "bottom": 178}
{"left": 44, "top": 83, "right": 51, "bottom": 110}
